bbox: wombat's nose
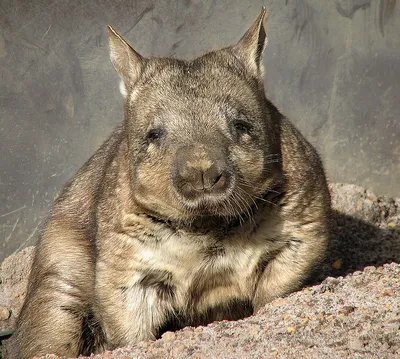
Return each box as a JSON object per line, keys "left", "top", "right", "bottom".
{"left": 173, "top": 146, "right": 231, "bottom": 201}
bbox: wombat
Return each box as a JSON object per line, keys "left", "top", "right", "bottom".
{"left": 9, "top": 8, "right": 331, "bottom": 359}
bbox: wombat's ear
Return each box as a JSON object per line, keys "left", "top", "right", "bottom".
{"left": 231, "top": 7, "right": 268, "bottom": 77}
{"left": 107, "top": 25, "right": 145, "bottom": 97}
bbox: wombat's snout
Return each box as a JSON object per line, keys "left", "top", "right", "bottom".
{"left": 172, "top": 145, "right": 232, "bottom": 202}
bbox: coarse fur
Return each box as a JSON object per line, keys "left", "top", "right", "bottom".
{"left": 9, "top": 8, "right": 331, "bottom": 358}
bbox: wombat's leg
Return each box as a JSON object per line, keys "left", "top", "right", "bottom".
{"left": 96, "top": 252, "right": 174, "bottom": 348}
{"left": 10, "top": 220, "right": 98, "bottom": 359}
{"left": 253, "top": 220, "right": 327, "bottom": 311}
{"left": 99, "top": 288, "right": 171, "bottom": 347}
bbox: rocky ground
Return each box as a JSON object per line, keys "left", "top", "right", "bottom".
{"left": 1, "top": 183, "right": 399, "bottom": 358}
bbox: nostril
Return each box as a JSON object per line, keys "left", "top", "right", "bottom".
{"left": 214, "top": 174, "right": 222, "bottom": 185}
{"left": 212, "top": 172, "right": 227, "bottom": 189}
{"left": 203, "top": 173, "right": 222, "bottom": 190}
{"left": 195, "top": 171, "right": 226, "bottom": 191}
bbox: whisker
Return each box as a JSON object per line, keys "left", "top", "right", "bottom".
{"left": 232, "top": 188, "right": 256, "bottom": 224}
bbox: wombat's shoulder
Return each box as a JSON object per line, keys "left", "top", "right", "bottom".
{"left": 50, "top": 125, "right": 125, "bottom": 222}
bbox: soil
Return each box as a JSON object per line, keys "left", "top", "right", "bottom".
{"left": 1, "top": 183, "right": 399, "bottom": 358}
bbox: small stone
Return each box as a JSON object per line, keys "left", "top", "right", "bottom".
{"left": 348, "top": 338, "right": 364, "bottom": 351}
{"left": 0, "top": 306, "right": 11, "bottom": 321}
{"left": 172, "top": 344, "right": 186, "bottom": 354}
{"left": 354, "top": 278, "right": 364, "bottom": 286}
{"left": 387, "top": 318, "right": 400, "bottom": 324}
{"left": 338, "top": 306, "right": 356, "bottom": 315}
{"left": 332, "top": 258, "right": 343, "bottom": 270}
{"left": 101, "top": 350, "right": 113, "bottom": 357}
{"left": 382, "top": 289, "right": 396, "bottom": 297}
{"left": 364, "top": 266, "right": 376, "bottom": 273}
{"left": 161, "top": 331, "right": 176, "bottom": 342}
{"left": 248, "top": 325, "right": 260, "bottom": 336}
{"left": 286, "top": 326, "right": 297, "bottom": 333}
{"left": 317, "top": 312, "right": 326, "bottom": 321}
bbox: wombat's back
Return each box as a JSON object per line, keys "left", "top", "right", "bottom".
{"left": 281, "top": 117, "right": 330, "bottom": 198}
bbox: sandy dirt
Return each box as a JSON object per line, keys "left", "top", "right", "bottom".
{"left": 1, "top": 183, "right": 399, "bottom": 358}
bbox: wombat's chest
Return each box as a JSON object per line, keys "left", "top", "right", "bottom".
{"left": 115, "top": 225, "right": 283, "bottom": 314}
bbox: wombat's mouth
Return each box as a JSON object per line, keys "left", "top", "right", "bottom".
{"left": 178, "top": 180, "right": 284, "bottom": 220}
{"left": 182, "top": 197, "right": 235, "bottom": 216}
{"left": 172, "top": 176, "right": 238, "bottom": 217}
{"left": 180, "top": 197, "right": 235, "bottom": 217}
{"left": 143, "top": 183, "right": 283, "bottom": 233}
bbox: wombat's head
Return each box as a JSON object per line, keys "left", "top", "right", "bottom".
{"left": 108, "top": 8, "right": 282, "bottom": 224}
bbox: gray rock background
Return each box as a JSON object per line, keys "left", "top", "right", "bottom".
{"left": 1, "top": 0, "right": 399, "bottom": 260}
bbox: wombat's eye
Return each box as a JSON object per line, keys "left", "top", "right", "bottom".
{"left": 232, "top": 120, "right": 252, "bottom": 135}
{"left": 147, "top": 129, "right": 163, "bottom": 143}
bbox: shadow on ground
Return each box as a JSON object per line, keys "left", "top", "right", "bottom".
{"left": 318, "top": 210, "right": 400, "bottom": 280}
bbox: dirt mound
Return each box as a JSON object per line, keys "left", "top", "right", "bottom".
{"left": 1, "top": 183, "right": 399, "bottom": 358}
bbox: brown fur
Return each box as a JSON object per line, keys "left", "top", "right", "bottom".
{"left": 9, "top": 8, "right": 331, "bottom": 358}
